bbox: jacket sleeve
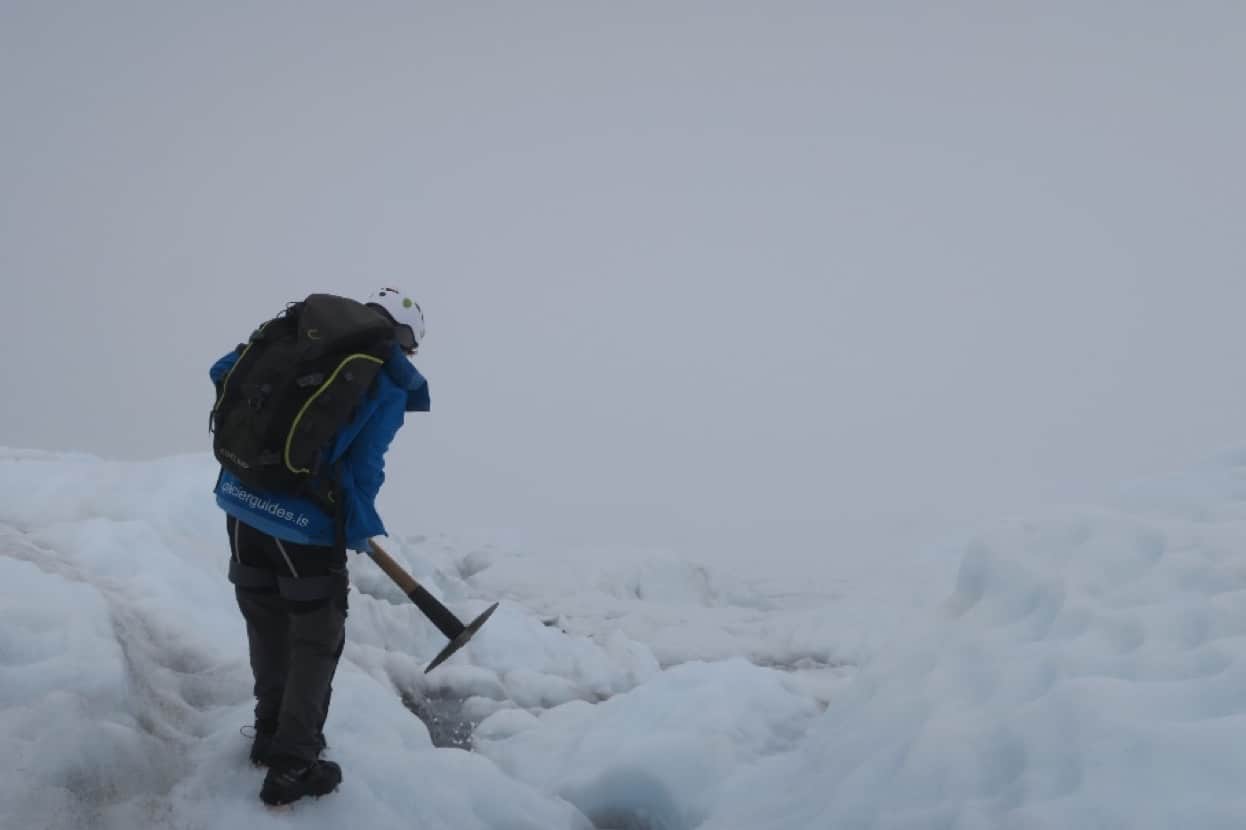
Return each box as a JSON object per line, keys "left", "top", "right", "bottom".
{"left": 382, "top": 344, "right": 431, "bottom": 413}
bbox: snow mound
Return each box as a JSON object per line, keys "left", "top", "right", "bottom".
{"left": 701, "top": 454, "right": 1246, "bottom": 829}
{"left": 476, "top": 658, "right": 820, "bottom": 830}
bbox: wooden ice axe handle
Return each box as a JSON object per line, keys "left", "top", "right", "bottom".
{"left": 366, "top": 538, "right": 499, "bottom": 673}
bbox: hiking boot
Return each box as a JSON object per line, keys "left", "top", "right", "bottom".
{"left": 260, "top": 757, "right": 342, "bottom": 806}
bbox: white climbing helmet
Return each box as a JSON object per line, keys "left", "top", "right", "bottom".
{"left": 365, "top": 287, "right": 426, "bottom": 354}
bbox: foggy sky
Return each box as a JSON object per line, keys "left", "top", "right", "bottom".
{"left": 3, "top": 2, "right": 1244, "bottom": 567}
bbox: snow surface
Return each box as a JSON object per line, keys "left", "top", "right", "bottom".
{"left": 2, "top": 446, "right": 1244, "bottom": 828}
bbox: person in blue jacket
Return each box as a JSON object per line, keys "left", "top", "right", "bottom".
{"left": 210, "top": 288, "right": 429, "bottom": 806}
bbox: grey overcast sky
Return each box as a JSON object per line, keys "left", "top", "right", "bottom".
{"left": 2, "top": 2, "right": 1244, "bottom": 566}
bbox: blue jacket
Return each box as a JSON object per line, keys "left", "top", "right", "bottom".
{"left": 211, "top": 343, "right": 429, "bottom": 551}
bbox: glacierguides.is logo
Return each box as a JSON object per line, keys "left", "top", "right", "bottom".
{"left": 220, "top": 480, "right": 311, "bottom": 528}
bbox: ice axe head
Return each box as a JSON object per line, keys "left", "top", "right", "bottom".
{"left": 424, "top": 601, "right": 499, "bottom": 674}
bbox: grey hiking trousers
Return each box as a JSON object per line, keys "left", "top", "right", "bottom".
{"left": 226, "top": 515, "right": 349, "bottom": 764}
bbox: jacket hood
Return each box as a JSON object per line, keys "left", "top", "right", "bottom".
{"left": 382, "top": 344, "right": 421, "bottom": 390}
{"left": 381, "top": 344, "right": 430, "bottom": 412}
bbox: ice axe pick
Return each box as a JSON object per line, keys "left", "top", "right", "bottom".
{"left": 366, "top": 538, "right": 499, "bottom": 673}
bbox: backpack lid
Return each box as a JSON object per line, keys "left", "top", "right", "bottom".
{"left": 298, "top": 294, "right": 395, "bottom": 359}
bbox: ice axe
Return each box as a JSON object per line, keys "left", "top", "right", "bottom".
{"left": 366, "top": 538, "right": 499, "bottom": 673}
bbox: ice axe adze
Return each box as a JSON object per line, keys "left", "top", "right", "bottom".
{"left": 366, "top": 538, "right": 499, "bottom": 673}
